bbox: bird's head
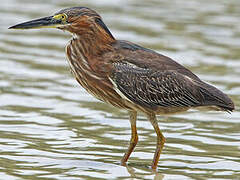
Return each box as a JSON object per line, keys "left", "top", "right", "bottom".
{"left": 9, "top": 7, "right": 114, "bottom": 40}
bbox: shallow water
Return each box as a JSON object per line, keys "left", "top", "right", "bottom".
{"left": 1, "top": 0, "right": 240, "bottom": 179}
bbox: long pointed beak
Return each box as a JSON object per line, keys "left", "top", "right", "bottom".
{"left": 9, "top": 16, "right": 63, "bottom": 29}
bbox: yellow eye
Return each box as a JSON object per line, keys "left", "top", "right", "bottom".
{"left": 53, "top": 13, "right": 68, "bottom": 22}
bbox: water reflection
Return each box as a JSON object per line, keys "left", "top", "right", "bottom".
{"left": 1, "top": 0, "right": 240, "bottom": 179}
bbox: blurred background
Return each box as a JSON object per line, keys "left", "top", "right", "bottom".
{"left": 0, "top": 0, "right": 240, "bottom": 179}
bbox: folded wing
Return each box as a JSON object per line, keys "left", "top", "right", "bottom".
{"left": 110, "top": 61, "right": 234, "bottom": 112}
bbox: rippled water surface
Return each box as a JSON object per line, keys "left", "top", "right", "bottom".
{"left": 1, "top": 0, "right": 240, "bottom": 179}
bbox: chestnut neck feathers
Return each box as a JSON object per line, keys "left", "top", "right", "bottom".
{"left": 67, "top": 15, "right": 115, "bottom": 56}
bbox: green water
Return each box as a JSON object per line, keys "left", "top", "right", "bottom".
{"left": 0, "top": 0, "right": 240, "bottom": 179}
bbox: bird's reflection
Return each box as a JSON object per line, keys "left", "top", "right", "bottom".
{"left": 125, "top": 164, "right": 164, "bottom": 180}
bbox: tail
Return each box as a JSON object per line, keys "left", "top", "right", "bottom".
{"left": 198, "top": 81, "right": 234, "bottom": 112}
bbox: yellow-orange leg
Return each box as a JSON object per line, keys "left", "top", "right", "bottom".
{"left": 121, "top": 111, "right": 138, "bottom": 166}
{"left": 148, "top": 113, "right": 165, "bottom": 170}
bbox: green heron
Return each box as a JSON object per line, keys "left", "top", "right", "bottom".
{"left": 9, "top": 7, "right": 234, "bottom": 170}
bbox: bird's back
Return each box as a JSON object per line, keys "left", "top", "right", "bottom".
{"left": 109, "top": 40, "right": 234, "bottom": 113}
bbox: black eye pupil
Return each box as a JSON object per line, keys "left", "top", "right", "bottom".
{"left": 62, "top": 16, "right": 64, "bottom": 18}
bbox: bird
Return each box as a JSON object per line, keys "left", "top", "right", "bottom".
{"left": 9, "top": 7, "right": 234, "bottom": 170}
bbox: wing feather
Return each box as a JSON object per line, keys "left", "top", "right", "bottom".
{"left": 110, "top": 62, "right": 202, "bottom": 110}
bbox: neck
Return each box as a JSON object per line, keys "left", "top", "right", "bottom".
{"left": 71, "top": 20, "right": 116, "bottom": 56}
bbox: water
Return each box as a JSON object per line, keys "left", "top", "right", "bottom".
{"left": 1, "top": 0, "right": 240, "bottom": 179}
